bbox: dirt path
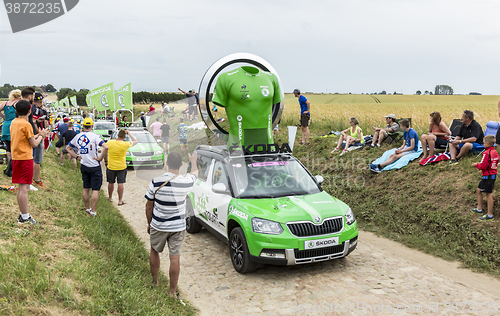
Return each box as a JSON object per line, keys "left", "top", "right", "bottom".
{"left": 115, "top": 167, "right": 500, "bottom": 315}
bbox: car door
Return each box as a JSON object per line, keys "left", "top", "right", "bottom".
{"left": 205, "top": 159, "right": 232, "bottom": 237}
{"left": 190, "top": 154, "right": 214, "bottom": 225}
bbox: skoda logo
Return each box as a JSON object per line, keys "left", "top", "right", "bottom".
{"left": 101, "top": 94, "right": 109, "bottom": 108}
{"left": 261, "top": 88, "right": 269, "bottom": 97}
{"left": 118, "top": 94, "right": 125, "bottom": 108}
{"left": 314, "top": 216, "right": 321, "bottom": 223}
{"left": 237, "top": 115, "right": 243, "bottom": 121}
{"left": 308, "top": 242, "right": 314, "bottom": 248}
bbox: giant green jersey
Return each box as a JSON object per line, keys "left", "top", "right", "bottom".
{"left": 212, "top": 66, "right": 283, "bottom": 147}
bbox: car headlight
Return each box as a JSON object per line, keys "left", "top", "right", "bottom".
{"left": 126, "top": 151, "right": 131, "bottom": 156}
{"left": 345, "top": 207, "right": 356, "bottom": 225}
{"left": 252, "top": 218, "right": 283, "bottom": 235}
{"left": 155, "top": 150, "right": 163, "bottom": 156}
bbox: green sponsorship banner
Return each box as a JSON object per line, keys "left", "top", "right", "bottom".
{"left": 114, "top": 83, "right": 132, "bottom": 110}
{"left": 70, "top": 96, "right": 78, "bottom": 108}
{"left": 86, "top": 93, "right": 92, "bottom": 109}
{"left": 88, "top": 82, "right": 114, "bottom": 112}
{"left": 60, "top": 97, "right": 69, "bottom": 109}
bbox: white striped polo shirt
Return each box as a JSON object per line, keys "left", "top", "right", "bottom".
{"left": 145, "top": 172, "right": 197, "bottom": 232}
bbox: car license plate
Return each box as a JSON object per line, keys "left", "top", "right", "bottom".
{"left": 304, "top": 237, "right": 339, "bottom": 250}
{"left": 136, "top": 157, "right": 151, "bottom": 161}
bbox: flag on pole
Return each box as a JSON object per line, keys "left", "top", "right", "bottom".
{"left": 114, "top": 83, "right": 133, "bottom": 110}
{"left": 88, "top": 82, "right": 115, "bottom": 112}
{"left": 70, "top": 96, "right": 78, "bottom": 108}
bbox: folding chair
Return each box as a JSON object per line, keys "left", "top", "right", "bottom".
{"left": 484, "top": 121, "right": 499, "bottom": 137}
{"left": 444, "top": 119, "right": 464, "bottom": 152}
{"left": 383, "top": 117, "right": 411, "bottom": 145}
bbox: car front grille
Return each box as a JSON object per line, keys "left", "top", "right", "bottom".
{"left": 294, "top": 243, "right": 345, "bottom": 259}
{"left": 132, "top": 151, "right": 154, "bottom": 157}
{"left": 287, "top": 217, "right": 343, "bottom": 237}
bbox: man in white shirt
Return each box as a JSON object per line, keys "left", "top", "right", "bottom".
{"left": 144, "top": 151, "right": 198, "bottom": 296}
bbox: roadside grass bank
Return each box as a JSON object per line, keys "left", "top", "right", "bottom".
{"left": 0, "top": 150, "right": 196, "bottom": 316}
{"left": 275, "top": 119, "right": 500, "bottom": 276}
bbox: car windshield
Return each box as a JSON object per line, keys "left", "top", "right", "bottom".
{"left": 94, "top": 122, "right": 116, "bottom": 130}
{"left": 125, "top": 132, "right": 156, "bottom": 143}
{"left": 230, "top": 155, "right": 321, "bottom": 199}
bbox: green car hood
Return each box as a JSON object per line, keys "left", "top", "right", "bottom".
{"left": 129, "top": 142, "right": 162, "bottom": 153}
{"left": 232, "top": 191, "right": 348, "bottom": 224}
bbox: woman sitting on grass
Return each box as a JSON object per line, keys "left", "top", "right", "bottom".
{"left": 420, "top": 112, "right": 451, "bottom": 161}
{"left": 332, "top": 117, "right": 364, "bottom": 156}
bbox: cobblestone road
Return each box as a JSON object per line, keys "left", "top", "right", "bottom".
{"left": 120, "top": 169, "right": 500, "bottom": 316}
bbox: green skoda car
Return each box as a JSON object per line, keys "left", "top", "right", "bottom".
{"left": 186, "top": 145, "right": 358, "bottom": 273}
{"left": 94, "top": 120, "right": 117, "bottom": 142}
{"left": 110, "top": 128, "right": 164, "bottom": 168}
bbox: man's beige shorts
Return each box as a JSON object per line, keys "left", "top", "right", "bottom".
{"left": 150, "top": 228, "right": 186, "bottom": 256}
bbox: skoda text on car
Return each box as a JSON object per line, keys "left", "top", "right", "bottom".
{"left": 93, "top": 120, "right": 116, "bottom": 142}
{"left": 186, "top": 145, "right": 358, "bottom": 273}
{"left": 111, "top": 128, "right": 164, "bottom": 168}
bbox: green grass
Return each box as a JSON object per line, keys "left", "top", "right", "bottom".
{"left": 0, "top": 150, "right": 196, "bottom": 316}
{"left": 274, "top": 127, "right": 500, "bottom": 276}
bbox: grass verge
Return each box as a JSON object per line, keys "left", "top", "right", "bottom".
{"left": 0, "top": 150, "right": 196, "bottom": 315}
{"left": 276, "top": 118, "right": 500, "bottom": 276}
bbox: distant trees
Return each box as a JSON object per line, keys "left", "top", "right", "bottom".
{"left": 435, "top": 85, "right": 453, "bottom": 95}
{"left": 416, "top": 90, "right": 421, "bottom": 95}
{"left": 42, "top": 84, "right": 56, "bottom": 92}
{"left": 132, "top": 91, "right": 186, "bottom": 104}
{"left": 56, "top": 87, "right": 77, "bottom": 100}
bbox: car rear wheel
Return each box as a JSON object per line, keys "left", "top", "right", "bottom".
{"left": 185, "top": 198, "right": 202, "bottom": 233}
{"left": 229, "top": 227, "right": 257, "bottom": 274}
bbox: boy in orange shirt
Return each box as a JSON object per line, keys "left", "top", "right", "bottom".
{"left": 10, "top": 100, "right": 49, "bottom": 224}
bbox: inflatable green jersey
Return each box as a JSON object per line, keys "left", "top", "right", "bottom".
{"left": 212, "top": 66, "right": 283, "bottom": 147}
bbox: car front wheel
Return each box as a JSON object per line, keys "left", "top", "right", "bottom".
{"left": 229, "top": 227, "right": 257, "bottom": 274}
{"left": 185, "top": 198, "right": 202, "bottom": 233}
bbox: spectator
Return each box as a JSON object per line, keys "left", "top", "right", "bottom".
{"left": 471, "top": 135, "right": 499, "bottom": 221}
{"left": 106, "top": 129, "right": 137, "bottom": 205}
{"left": 148, "top": 104, "right": 156, "bottom": 115}
{"left": 74, "top": 120, "right": 82, "bottom": 134}
{"left": 177, "top": 118, "right": 188, "bottom": 158}
{"left": 10, "top": 100, "right": 49, "bottom": 224}
{"left": 0, "top": 89, "right": 22, "bottom": 177}
{"left": 55, "top": 117, "right": 69, "bottom": 155}
{"left": 144, "top": 151, "right": 198, "bottom": 296}
{"left": 368, "top": 114, "right": 399, "bottom": 149}
{"left": 178, "top": 88, "right": 196, "bottom": 121}
{"left": 370, "top": 119, "right": 418, "bottom": 173}
{"left": 139, "top": 112, "right": 146, "bottom": 127}
{"left": 32, "top": 93, "right": 48, "bottom": 188}
{"left": 150, "top": 117, "right": 163, "bottom": 141}
{"left": 66, "top": 118, "right": 108, "bottom": 217}
{"left": 62, "top": 121, "right": 78, "bottom": 168}
{"left": 331, "top": 117, "right": 364, "bottom": 156}
{"left": 293, "top": 89, "right": 310, "bottom": 145}
{"left": 448, "top": 110, "right": 484, "bottom": 165}
{"left": 420, "top": 112, "right": 451, "bottom": 161}
{"left": 160, "top": 118, "right": 170, "bottom": 153}
{"left": 21, "top": 87, "right": 37, "bottom": 136}
{"left": 496, "top": 99, "right": 500, "bottom": 145}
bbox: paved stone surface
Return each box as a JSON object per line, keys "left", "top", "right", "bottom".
{"left": 119, "top": 168, "right": 500, "bottom": 316}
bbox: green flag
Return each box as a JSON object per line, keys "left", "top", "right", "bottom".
{"left": 70, "top": 96, "right": 78, "bottom": 108}
{"left": 86, "top": 93, "right": 92, "bottom": 109}
{"left": 114, "top": 83, "right": 133, "bottom": 110}
{"left": 88, "top": 82, "right": 115, "bottom": 112}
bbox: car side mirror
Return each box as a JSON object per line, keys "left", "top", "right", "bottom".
{"left": 212, "top": 182, "right": 228, "bottom": 194}
{"left": 315, "top": 175, "right": 324, "bottom": 184}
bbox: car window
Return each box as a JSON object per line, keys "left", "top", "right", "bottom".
{"left": 196, "top": 155, "right": 213, "bottom": 182}
{"left": 212, "top": 160, "right": 229, "bottom": 189}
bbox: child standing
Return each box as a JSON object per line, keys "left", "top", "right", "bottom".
{"left": 10, "top": 100, "right": 49, "bottom": 224}
{"left": 471, "top": 135, "right": 499, "bottom": 221}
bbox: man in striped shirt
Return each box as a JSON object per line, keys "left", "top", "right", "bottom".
{"left": 145, "top": 151, "right": 198, "bottom": 296}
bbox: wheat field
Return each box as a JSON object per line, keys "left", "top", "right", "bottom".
{"left": 280, "top": 94, "right": 500, "bottom": 134}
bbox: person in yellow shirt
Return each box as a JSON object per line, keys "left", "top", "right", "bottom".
{"left": 106, "top": 129, "right": 138, "bottom": 205}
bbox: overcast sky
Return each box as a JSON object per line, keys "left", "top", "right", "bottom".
{"left": 1, "top": 0, "right": 499, "bottom": 95}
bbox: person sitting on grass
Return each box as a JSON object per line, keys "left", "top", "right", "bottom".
{"left": 448, "top": 110, "right": 484, "bottom": 165}
{"left": 470, "top": 135, "right": 499, "bottom": 221}
{"left": 331, "top": 117, "right": 364, "bottom": 156}
{"left": 420, "top": 111, "right": 451, "bottom": 161}
{"left": 370, "top": 119, "right": 418, "bottom": 173}
{"left": 368, "top": 114, "right": 399, "bottom": 149}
